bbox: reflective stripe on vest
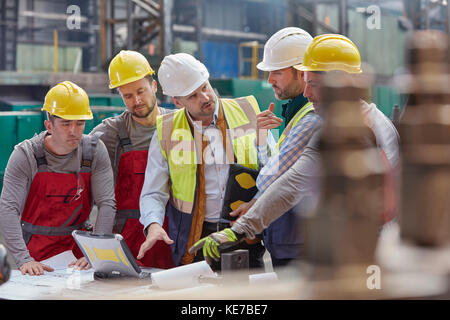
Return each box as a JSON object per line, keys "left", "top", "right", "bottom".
{"left": 275, "top": 102, "right": 314, "bottom": 152}
{"left": 156, "top": 95, "right": 260, "bottom": 214}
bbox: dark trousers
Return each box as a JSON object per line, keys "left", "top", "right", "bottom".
{"left": 193, "top": 221, "right": 265, "bottom": 271}
{"left": 270, "top": 256, "right": 294, "bottom": 268}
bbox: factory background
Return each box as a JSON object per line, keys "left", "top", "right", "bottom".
{"left": 0, "top": 0, "right": 449, "bottom": 191}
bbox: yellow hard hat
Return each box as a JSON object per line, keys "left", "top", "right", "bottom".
{"left": 294, "top": 34, "right": 362, "bottom": 74}
{"left": 42, "top": 81, "right": 93, "bottom": 120}
{"left": 108, "top": 50, "right": 155, "bottom": 89}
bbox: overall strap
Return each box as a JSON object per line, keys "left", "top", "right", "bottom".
{"left": 80, "top": 134, "right": 99, "bottom": 173}
{"left": 116, "top": 116, "right": 133, "bottom": 154}
{"left": 31, "top": 133, "right": 48, "bottom": 172}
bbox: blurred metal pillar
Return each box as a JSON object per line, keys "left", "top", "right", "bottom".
{"left": 127, "top": 0, "right": 134, "bottom": 49}
{"left": 399, "top": 30, "right": 450, "bottom": 246}
{"left": 338, "top": 0, "right": 347, "bottom": 36}
{"left": 196, "top": 0, "right": 203, "bottom": 62}
{"left": 99, "top": 0, "right": 107, "bottom": 66}
{"left": 105, "top": 0, "right": 115, "bottom": 62}
{"left": 447, "top": 0, "right": 450, "bottom": 36}
{"left": 83, "top": 0, "right": 99, "bottom": 72}
{"left": 160, "top": 0, "right": 173, "bottom": 59}
{"left": 304, "top": 72, "right": 382, "bottom": 270}
{"left": 0, "top": 0, "right": 19, "bottom": 71}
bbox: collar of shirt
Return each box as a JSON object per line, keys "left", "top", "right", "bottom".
{"left": 281, "top": 93, "right": 309, "bottom": 124}
{"left": 185, "top": 96, "right": 220, "bottom": 132}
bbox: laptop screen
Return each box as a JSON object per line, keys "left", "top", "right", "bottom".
{"left": 72, "top": 231, "right": 142, "bottom": 277}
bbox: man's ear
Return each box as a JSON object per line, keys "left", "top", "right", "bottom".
{"left": 299, "top": 70, "right": 305, "bottom": 80}
{"left": 44, "top": 119, "right": 52, "bottom": 133}
{"left": 152, "top": 79, "right": 158, "bottom": 93}
{"left": 171, "top": 97, "right": 183, "bottom": 109}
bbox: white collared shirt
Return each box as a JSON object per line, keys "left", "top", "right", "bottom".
{"left": 139, "top": 97, "right": 276, "bottom": 230}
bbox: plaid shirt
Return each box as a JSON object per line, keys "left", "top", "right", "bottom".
{"left": 256, "top": 112, "right": 322, "bottom": 195}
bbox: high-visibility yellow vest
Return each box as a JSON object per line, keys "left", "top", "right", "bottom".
{"left": 157, "top": 96, "right": 260, "bottom": 214}
{"left": 275, "top": 102, "right": 314, "bottom": 152}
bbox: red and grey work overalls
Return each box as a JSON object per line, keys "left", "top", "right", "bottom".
{"left": 112, "top": 119, "right": 174, "bottom": 269}
{"left": 20, "top": 134, "right": 97, "bottom": 262}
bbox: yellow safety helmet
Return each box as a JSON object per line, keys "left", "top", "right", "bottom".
{"left": 42, "top": 81, "right": 93, "bottom": 120}
{"left": 108, "top": 50, "right": 155, "bottom": 89}
{"left": 294, "top": 34, "right": 362, "bottom": 74}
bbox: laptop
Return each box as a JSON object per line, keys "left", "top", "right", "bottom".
{"left": 72, "top": 230, "right": 152, "bottom": 280}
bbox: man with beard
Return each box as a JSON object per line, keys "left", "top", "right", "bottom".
{"left": 90, "top": 50, "right": 174, "bottom": 269}
{"left": 138, "top": 53, "right": 269, "bottom": 269}
{"left": 229, "top": 27, "right": 322, "bottom": 268}
{"left": 189, "top": 34, "right": 399, "bottom": 267}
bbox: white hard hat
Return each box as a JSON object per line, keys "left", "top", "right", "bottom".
{"left": 158, "top": 53, "right": 210, "bottom": 97}
{"left": 257, "top": 27, "right": 313, "bottom": 72}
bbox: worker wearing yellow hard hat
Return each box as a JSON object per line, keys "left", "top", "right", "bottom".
{"left": 224, "top": 27, "right": 322, "bottom": 270}
{"left": 108, "top": 50, "right": 155, "bottom": 89}
{"left": 0, "top": 81, "right": 116, "bottom": 276}
{"left": 42, "top": 80, "right": 93, "bottom": 120}
{"left": 188, "top": 34, "right": 400, "bottom": 268}
{"left": 90, "top": 50, "right": 174, "bottom": 269}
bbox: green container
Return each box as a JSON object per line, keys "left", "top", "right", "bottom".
{"left": 17, "top": 112, "right": 45, "bottom": 142}
{"left": 0, "top": 111, "right": 44, "bottom": 174}
{"left": 0, "top": 99, "right": 42, "bottom": 111}
{"left": 372, "top": 85, "right": 408, "bottom": 120}
{"left": 89, "top": 95, "right": 110, "bottom": 107}
{"left": 89, "top": 94, "right": 125, "bottom": 108}
{"left": 109, "top": 95, "right": 125, "bottom": 107}
{"left": 83, "top": 106, "right": 125, "bottom": 134}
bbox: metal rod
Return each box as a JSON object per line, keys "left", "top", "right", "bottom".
{"left": 53, "top": 29, "right": 58, "bottom": 73}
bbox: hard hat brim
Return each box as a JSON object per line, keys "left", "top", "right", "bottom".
{"left": 257, "top": 61, "right": 298, "bottom": 72}
{"left": 41, "top": 107, "right": 93, "bottom": 120}
{"left": 58, "top": 114, "right": 94, "bottom": 120}
{"left": 293, "top": 63, "right": 362, "bottom": 74}
{"left": 109, "top": 70, "right": 155, "bottom": 89}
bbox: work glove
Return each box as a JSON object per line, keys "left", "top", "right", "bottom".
{"left": 188, "top": 228, "right": 245, "bottom": 265}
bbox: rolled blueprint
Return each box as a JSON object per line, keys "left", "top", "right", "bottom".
{"left": 151, "top": 261, "right": 216, "bottom": 290}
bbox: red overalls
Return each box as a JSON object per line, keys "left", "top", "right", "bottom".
{"left": 112, "top": 119, "right": 174, "bottom": 269}
{"left": 20, "top": 135, "right": 96, "bottom": 262}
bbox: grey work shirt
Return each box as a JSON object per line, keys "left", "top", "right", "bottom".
{"left": 0, "top": 131, "right": 116, "bottom": 268}
{"left": 232, "top": 129, "right": 322, "bottom": 239}
{"left": 232, "top": 100, "right": 400, "bottom": 239}
{"left": 89, "top": 108, "right": 173, "bottom": 181}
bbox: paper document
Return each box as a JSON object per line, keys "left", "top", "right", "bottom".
{"left": 40, "top": 250, "right": 77, "bottom": 270}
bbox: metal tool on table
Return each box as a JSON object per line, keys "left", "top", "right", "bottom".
{"left": 198, "top": 249, "right": 249, "bottom": 285}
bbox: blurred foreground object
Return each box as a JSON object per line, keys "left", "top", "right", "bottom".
{"left": 304, "top": 71, "right": 384, "bottom": 269}
{"left": 0, "top": 245, "right": 11, "bottom": 285}
{"left": 398, "top": 30, "right": 450, "bottom": 247}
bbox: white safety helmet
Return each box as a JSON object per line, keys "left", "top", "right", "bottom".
{"left": 257, "top": 27, "right": 313, "bottom": 72}
{"left": 158, "top": 53, "right": 210, "bottom": 97}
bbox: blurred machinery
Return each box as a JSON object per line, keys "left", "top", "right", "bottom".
{"left": 0, "top": 244, "right": 11, "bottom": 286}
{"left": 303, "top": 72, "right": 383, "bottom": 271}
{"left": 398, "top": 30, "right": 450, "bottom": 247}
